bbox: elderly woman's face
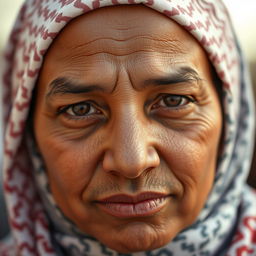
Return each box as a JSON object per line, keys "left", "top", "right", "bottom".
{"left": 34, "top": 5, "right": 222, "bottom": 253}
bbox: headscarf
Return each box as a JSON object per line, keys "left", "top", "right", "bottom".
{"left": 1, "top": 0, "right": 256, "bottom": 255}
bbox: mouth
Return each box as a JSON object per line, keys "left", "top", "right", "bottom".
{"left": 95, "top": 192, "right": 170, "bottom": 218}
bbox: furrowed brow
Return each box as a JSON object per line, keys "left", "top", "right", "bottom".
{"left": 46, "top": 77, "right": 105, "bottom": 99}
{"left": 143, "top": 67, "right": 203, "bottom": 87}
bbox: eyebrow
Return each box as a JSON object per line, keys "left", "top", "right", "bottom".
{"left": 46, "top": 77, "right": 105, "bottom": 99}
{"left": 143, "top": 66, "right": 203, "bottom": 87}
{"left": 46, "top": 66, "right": 202, "bottom": 99}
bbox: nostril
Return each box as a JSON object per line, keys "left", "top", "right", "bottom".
{"left": 108, "top": 170, "right": 119, "bottom": 177}
{"left": 145, "top": 167, "right": 155, "bottom": 173}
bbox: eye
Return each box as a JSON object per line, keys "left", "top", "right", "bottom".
{"left": 59, "top": 101, "right": 100, "bottom": 117}
{"left": 153, "top": 94, "right": 194, "bottom": 109}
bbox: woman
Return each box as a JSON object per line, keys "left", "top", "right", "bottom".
{"left": 0, "top": 0, "right": 256, "bottom": 255}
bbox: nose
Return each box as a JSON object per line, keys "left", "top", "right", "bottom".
{"left": 102, "top": 108, "right": 160, "bottom": 179}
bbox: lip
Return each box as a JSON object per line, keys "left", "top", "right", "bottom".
{"left": 95, "top": 192, "right": 170, "bottom": 218}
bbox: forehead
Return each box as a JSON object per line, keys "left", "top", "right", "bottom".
{"left": 39, "top": 4, "right": 212, "bottom": 91}
{"left": 46, "top": 5, "right": 202, "bottom": 62}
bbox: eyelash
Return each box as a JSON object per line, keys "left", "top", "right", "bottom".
{"left": 152, "top": 94, "right": 195, "bottom": 110}
{"left": 57, "top": 101, "right": 101, "bottom": 119}
{"left": 57, "top": 94, "right": 195, "bottom": 119}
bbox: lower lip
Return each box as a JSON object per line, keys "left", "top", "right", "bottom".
{"left": 96, "top": 197, "right": 168, "bottom": 218}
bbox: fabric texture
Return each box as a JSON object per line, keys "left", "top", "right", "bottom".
{"left": 1, "top": 0, "right": 256, "bottom": 255}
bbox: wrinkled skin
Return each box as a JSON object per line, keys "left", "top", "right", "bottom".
{"left": 33, "top": 5, "right": 222, "bottom": 253}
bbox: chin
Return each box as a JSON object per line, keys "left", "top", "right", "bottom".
{"left": 94, "top": 221, "right": 175, "bottom": 253}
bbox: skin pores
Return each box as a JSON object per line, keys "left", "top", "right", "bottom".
{"left": 33, "top": 5, "right": 222, "bottom": 253}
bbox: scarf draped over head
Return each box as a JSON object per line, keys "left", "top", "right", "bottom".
{"left": 1, "top": 0, "right": 256, "bottom": 255}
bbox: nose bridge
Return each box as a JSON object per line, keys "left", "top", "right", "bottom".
{"left": 116, "top": 105, "right": 146, "bottom": 164}
{"left": 103, "top": 104, "right": 159, "bottom": 178}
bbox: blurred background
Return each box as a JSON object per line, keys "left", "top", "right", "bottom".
{"left": 0, "top": 0, "right": 256, "bottom": 238}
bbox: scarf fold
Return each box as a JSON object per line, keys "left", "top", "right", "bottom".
{"left": 1, "top": 0, "right": 256, "bottom": 255}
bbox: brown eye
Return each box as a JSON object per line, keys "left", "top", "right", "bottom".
{"left": 155, "top": 94, "right": 193, "bottom": 109}
{"left": 163, "top": 95, "right": 185, "bottom": 107}
{"left": 65, "top": 102, "right": 98, "bottom": 117}
{"left": 71, "top": 103, "right": 90, "bottom": 116}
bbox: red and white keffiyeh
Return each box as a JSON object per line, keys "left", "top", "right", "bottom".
{"left": 1, "top": 0, "right": 256, "bottom": 255}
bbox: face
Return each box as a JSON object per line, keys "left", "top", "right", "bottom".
{"left": 33, "top": 5, "right": 222, "bottom": 253}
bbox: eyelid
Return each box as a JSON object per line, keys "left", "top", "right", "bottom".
{"left": 57, "top": 100, "right": 100, "bottom": 116}
{"left": 152, "top": 94, "right": 196, "bottom": 109}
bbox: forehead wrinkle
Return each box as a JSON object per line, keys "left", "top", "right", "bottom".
{"left": 64, "top": 36, "right": 186, "bottom": 58}
{"left": 72, "top": 35, "right": 181, "bottom": 48}
{"left": 50, "top": 6, "right": 195, "bottom": 62}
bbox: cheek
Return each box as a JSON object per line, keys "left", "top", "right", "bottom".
{"left": 162, "top": 117, "right": 221, "bottom": 218}
{"left": 37, "top": 135, "right": 101, "bottom": 203}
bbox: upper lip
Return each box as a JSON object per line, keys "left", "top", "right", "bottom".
{"left": 96, "top": 192, "right": 169, "bottom": 204}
